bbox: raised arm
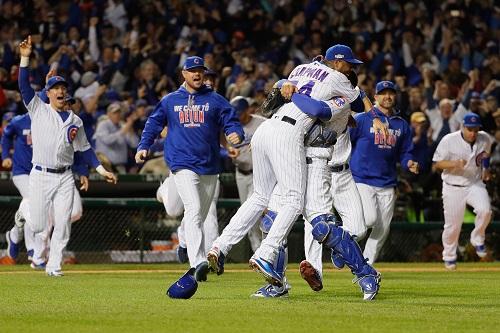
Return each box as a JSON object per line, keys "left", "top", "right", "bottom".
{"left": 18, "top": 36, "right": 36, "bottom": 106}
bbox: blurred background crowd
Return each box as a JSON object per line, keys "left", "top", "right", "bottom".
{"left": 0, "top": 0, "right": 499, "bottom": 220}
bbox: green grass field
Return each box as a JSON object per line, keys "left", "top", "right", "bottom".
{"left": 1, "top": 262, "right": 499, "bottom": 332}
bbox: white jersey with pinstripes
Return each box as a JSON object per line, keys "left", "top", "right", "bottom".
{"left": 25, "top": 95, "right": 90, "bottom": 168}
{"left": 288, "top": 61, "right": 359, "bottom": 159}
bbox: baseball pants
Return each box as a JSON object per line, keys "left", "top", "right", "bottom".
{"left": 356, "top": 183, "right": 396, "bottom": 264}
{"left": 442, "top": 182, "right": 492, "bottom": 262}
{"left": 172, "top": 169, "right": 217, "bottom": 268}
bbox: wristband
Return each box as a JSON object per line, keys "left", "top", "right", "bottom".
{"left": 20, "top": 56, "right": 30, "bottom": 67}
{"left": 96, "top": 165, "right": 107, "bottom": 176}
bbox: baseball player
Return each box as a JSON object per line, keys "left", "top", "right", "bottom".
{"left": 433, "top": 112, "right": 493, "bottom": 270}
{"left": 208, "top": 45, "right": 385, "bottom": 292}
{"left": 228, "top": 96, "right": 266, "bottom": 252}
{"left": 18, "top": 36, "right": 117, "bottom": 276}
{"left": 156, "top": 175, "right": 221, "bottom": 263}
{"left": 1, "top": 108, "right": 88, "bottom": 267}
{"left": 135, "top": 56, "right": 244, "bottom": 282}
{"left": 350, "top": 81, "right": 419, "bottom": 264}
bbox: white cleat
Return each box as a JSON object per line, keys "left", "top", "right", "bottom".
{"left": 47, "top": 270, "right": 64, "bottom": 277}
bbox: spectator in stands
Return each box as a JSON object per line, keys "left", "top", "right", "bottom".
{"left": 94, "top": 102, "right": 138, "bottom": 174}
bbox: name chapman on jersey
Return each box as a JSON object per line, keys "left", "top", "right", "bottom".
{"left": 174, "top": 103, "right": 209, "bottom": 127}
{"left": 288, "top": 66, "right": 330, "bottom": 82}
{"left": 370, "top": 127, "right": 400, "bottom": 148}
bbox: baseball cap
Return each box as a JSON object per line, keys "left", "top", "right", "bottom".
{"left": 375, "top": 81, "right": 397, "bottom": 94}
{"left": 167, "top": 267, "right": 198, "bottom": 299}
{"left": 45, "top": 76, "right": 68, "bottom": 90}
{"left": 107, "top": 102, "right": 122, "bottom": 114}
{"left": 463, "top": 112, "right": 482, "bottom": 127}
{"left": 183, "top": 56, "right": 207, "bottom": 71}
{"left": 65, "top": 95, "right": 76, "bottom": 105}
{"left": 230, "top": 96, "right": 249, "bottom": 116}
{"left": 410, "top": 112, "right": 426, "bottom": 123}
{"left": 325, "top": 44, "right": 363, "bottom": 64}
{"left": 204, "top": 68, "right": 217, "bottom": 77}
{"left": 471, "top": 91, "right": 482, "bottom": 100}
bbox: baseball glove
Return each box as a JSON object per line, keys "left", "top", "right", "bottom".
{"left": 345, "top": 70, "right": 358, "bottom": 88}
{"left": 304, "top": 121, "right": 337, "bottom": 148}
{"left": 260, "top": 87, "right": 288, "bottom": 118}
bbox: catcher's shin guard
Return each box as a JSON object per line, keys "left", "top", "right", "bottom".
{"left": 260, "top": 209, "right": 277, "bottom": 236}
{"left": 310, "top": 215, "right": 377, "bottom": 278}
{"left": 274, "top": 243, "right": 287, "bottom": 276}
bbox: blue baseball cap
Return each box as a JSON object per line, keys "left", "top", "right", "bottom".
{"left": 463, "top": 112, "right": 482, "bottom": 127}
{"left": 204, "top": 68, "right": 217, "bottom": 77}
{"left": 375, "top": 81, "right": 397, "bottom": 94}
{"left": 167, "top": 268, "right": 198, "bottom": 299}
{"left": 45, "top": 76, "right": 68, "bottom": 90}
{"left": 183, "top": 56, "right": 207, "bottom": 71}
{"left": 65, "top": 95, "right": 76, "bottom": 105}
{"left": 230, "top": 96, "right": 249, "bottom": 116}
{"left": 325, "top": 44, "right": 363, "bottom": 64}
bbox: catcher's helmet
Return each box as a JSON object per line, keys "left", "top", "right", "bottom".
{"left": 167, "top": 267, "right": 198, "bottom": 299}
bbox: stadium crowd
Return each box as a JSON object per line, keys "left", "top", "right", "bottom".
{"left": 0, "top": 0, "right": 499, "bottom": 214}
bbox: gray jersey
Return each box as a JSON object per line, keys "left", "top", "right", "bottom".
{"left": 233, "top": 115, "right": 266, "bottom": 171}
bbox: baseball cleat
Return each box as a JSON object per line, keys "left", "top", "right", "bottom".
{"left": 207, "top": 247, "right": 225, "bottom": 275}
{"left": 194, "top": 262, "right": 209, "bottom": 282}
{"left": 176, "top": 246, "right": 188, "bottom": 264}
{"left": 474, "top": 245, "right": 487, "bottom": 258}
{"left": 6, "top": 231, "right": 20, "bottom": 259}
{"left": 47, "top": 270, "right": 64, "bottom": 277}
{"left": 331, "top": 250, "right": 345, "bottom": 270}
{"left": 444, "top": 260, "right": 457, "bottom": 270}
{"left": 251, "top": 279, "right": 290, "bottom": 298}
{"left": 31, "top": 262, "right": 46, "bottom": 270}
{"left": 299, "top": 260, "right": 323, "bottom": 291}
{"left": 249, "top": 257, "right": 283, "bottom": 287}
{"left": 14, "top": 210, "right": 26, "bottom": 229}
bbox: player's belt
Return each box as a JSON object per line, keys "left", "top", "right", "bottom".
{"left": 330, "top": 163, "right": 349, "bottom": 172}
{"left": 35, "top": 165, "right": 71, "bottom": 174}
{"left": 237, "top": 168, "right": 253, "bottom": 175}
{"left": 444, "top": 182, "right": 467, "bottom": 188}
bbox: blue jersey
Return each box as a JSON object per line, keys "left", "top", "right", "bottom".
{"left": 1, "top": 114, "right": 89, "bottom": 177}
{"left": 1, "top": 114, "right": 32, "bottom": 176}
{"left": 138, "top": 85, "right": 244, "bottom": 175}
{"left": 349, "top": 107, "right": 414, "bottom": 188}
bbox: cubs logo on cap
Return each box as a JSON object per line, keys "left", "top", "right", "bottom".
{"left": 463, "top": 112, "right": 482, "bottom": 127}
{"left": 325, "top": 44, "right": 363, "bottom": 64}
{"left": 183, "top": 56, "right": 208, "bottom": 71}
{"left": 67, "top": 125, "right": 79, "bottom": 143}
{"left": 46, "top": 76, "right": 68, "bottom": 90}
{"left": 375, "top": 81, "right": 397, "bottom": 94}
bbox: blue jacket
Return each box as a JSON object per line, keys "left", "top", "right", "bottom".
{"left": 138, "top": 85, "right": 244, "bottom": 175}
{"left": 350, "top": 107, "right": 414, "bottom": 188}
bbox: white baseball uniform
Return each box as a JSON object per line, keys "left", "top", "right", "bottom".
{"left": 233, "top": 114, "right": 266, "bottom": 251}
{"left": 157, "top": 176, "right": 220, "bottom": 254}
{"left": 22, "top": 93, "right": 91, "bottom": 273}
{"left": 433, "top": 130, "right": 493, "bottom": 262}
{"left": 212, "top": 61, "right": 360, "bottom": 263}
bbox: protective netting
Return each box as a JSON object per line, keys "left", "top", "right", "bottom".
{"left": 0, "top": 196, "right": 498, "bottom": 264}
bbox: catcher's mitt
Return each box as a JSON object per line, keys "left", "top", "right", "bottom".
{"left": 304, "top": 121, "right": 337, "bottom": 148}
{"left": 260, "top": 87, "right": 287, "bottom": 118}
{"left": 345, "top": 70, "right": 358, "bottom": 88}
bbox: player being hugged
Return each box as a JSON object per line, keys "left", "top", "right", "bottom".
{"left": 18, "top": 36, "right": 117, "bottom": 277}
{"left": 135, "top": 56, "right": 243, "bottom": 283}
